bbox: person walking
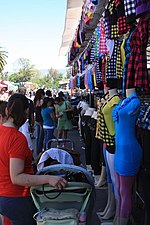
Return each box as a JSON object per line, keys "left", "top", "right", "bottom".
{"left": 41, "top": 97, "right": 56, "bottom": 150}
{"left": 34, "top": 88, "right": 45, "bottom": 154}
{"left": 55, "top": 96, "right": 73, "bottom": 145}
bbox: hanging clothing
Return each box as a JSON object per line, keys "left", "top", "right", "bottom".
{"left": 124, "top": 0, "right": 136, "bottom": 24}
{"left": 106, "top": 40, "right": 118, "bottom": 79}
{"left": 122, "top": 26, "right": 136, "bottom": 95}
{"left": 117, "top": 0, "right": 131, "bottom": 35}
{"left": 99, "top": 17, "right": 108, "bottom": 56}
{"left": 104, "top": 9, "right": 112, "bottom": 39}
{"left": 87, "top": 67, "right": 94, "bottom": 90}
{"left": 138, "top": 102, "right": 150, "bottom": 130}
{"left": 126, "top": 18, "right": 149, "bottom": 93}
{"left": 110, "top": 7, "right": 120, "bottom": 40}
{"left": 116, "top": 38, "right": 124, "bottom": 79}
{"left": 106, "top": 39, "right": 115, "bottom": 58}
{"left": 135, "top": 0, "right": 150, "bottom": 17}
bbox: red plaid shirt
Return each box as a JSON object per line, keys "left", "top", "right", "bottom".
{"left": 126, "top": 18, "right": 149, "bottom": 94}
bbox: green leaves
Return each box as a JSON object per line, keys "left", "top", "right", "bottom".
{"left": 0, "top": 47, "right": 8, "bottom": 72}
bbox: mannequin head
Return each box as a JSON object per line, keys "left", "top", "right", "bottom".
{"left": 108, "top": 88, "right": 118, "bottom": 98}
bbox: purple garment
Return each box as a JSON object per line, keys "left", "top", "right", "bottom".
{"left": 135, "top": 0, "right": 150, "bottom": 16}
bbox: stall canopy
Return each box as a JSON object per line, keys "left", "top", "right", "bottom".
{"left": 59, "top": 0, "right": 83, "bottom": 56}
{"left": 0, "top": 83, "right": 7, "bottom": 89}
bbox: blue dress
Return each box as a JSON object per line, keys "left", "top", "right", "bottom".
{"left": 112, "top": 93, "right": 142, "bottom": 176}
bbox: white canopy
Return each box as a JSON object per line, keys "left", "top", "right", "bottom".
{"left": 59, "top": 0, "right": 83, "bottom": 56}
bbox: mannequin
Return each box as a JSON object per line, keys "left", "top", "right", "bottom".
{"left": 97, "top": 88, "right": 120, "bottom": 221}
{"left": 90, "top": 111, "right": 103, "bottom": 185}
{"left": 126, "top": 88, "right": 136, "bottom": 98}
{"left": 83, "top": 109, "right": 93, "bottom": 168}
{"left": 112, "top": 88, "right": 142, "bottom": 225}
{"left": 108, "top": 88, "right": 118, "bottom": 98}
{"left": 78, "top": 101, "right": 89, "bottom": 139}
{"left": 95, "top": 91, "right": 108, "bottom": 188}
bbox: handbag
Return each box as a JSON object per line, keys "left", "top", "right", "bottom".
{"left": 65, "top": 102, "right": 73, "bottom": 120}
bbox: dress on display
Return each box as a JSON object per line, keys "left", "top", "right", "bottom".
{"left": 112, "top": 93, "right": 142, "bottom": 176}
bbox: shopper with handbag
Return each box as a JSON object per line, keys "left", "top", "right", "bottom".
{"left": 55, "top": 97, "right": 73, "bottom": 144}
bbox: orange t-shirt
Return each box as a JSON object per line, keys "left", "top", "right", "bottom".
{"left": 0, "top": 125, "right": 34, "bottom": 197}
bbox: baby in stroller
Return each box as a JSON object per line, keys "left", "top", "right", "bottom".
{"left": 31, "top": 139, "right": 95, "bottom": 225}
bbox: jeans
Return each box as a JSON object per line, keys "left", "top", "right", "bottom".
{"left": 0, "top": 196, "right": 36, "bottom": 225}
{"left": 43, "top": 128, "right": 54, "bottom": 150}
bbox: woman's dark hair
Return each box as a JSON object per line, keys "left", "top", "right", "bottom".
{"left": 7, "top": 93, "right": 29, "bottom": 128}
{"left": 0, "top": 101, "right": 7, "bottom": 118}
{"left": 58, "top": 91, "right": 64, "bottom": 98}
{"left": 42, "top": 97, "right": 54, "bottom": 108}
{"left": 55, "top": 97, "right": 64, "bottom": 103}
{"left": 34, "top": 89, "right": 45, "bottom": 104}
{"left": 45, "top": 90, "right": 52, "bottom": 97}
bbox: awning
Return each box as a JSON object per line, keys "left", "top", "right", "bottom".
{"left": 0, "top": 83, "right": 7, "bottom": 89}
{"left": 59, "top": 0, "right": 83, "bottom": 56}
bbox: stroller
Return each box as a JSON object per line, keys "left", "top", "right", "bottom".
{"left": 30, "top": 139, "right": 95, "bottom": 225}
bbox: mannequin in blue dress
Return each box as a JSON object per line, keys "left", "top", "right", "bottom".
{"left": 112, "top": 88, "right": 142, "bottom": 225}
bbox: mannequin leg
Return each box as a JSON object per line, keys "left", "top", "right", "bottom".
{"left": 101, "top": 191, "right": 116, "bottom": 220}
{"left": 106, "top": 152, "right": 117, "bottom": 198}
{"left": 78, "top": 116, "right": 82, "bottom": 136}
{"left": 115, "top": 173, "right": 135, "bottom": 225}
{"left": 96, "top": 147, "right": 107, "bottom": 187}
{"left": 119, "top": 175, "right": 135, "bottom": 218}
{"left": 96, "top": 165, "right": 107, "bottom": 187}
{"left": 101, "top": 151, "right": 116, "bottom": 220}
{"left": 97, "top": 183, "right": 112, "bottom": 217}
{"left": 115, "top": 173, "right": 121, "bottom": 217}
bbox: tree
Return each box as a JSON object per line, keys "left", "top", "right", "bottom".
{"left": 9, "top": 73, "right": 21, "bottom": 83}
{"left": 30, "top": 68, "right": 64, "bottom": 89}
{"left": 13, "top": 58, "right": 36, "bottom": 82}
{"left": 0, "top": 71, "right": 9, "bottom": 80}
{"left": 0, "top": 47, "right": 8, "bottom": 72}
{"left": 47, "top": 67, "right": 63, "bottom": 88}
{"left": 66, "top": 67, "right": 72, "bottom": 79}
{"left": 9, "top": 57, "right": 41, "bottom": 83}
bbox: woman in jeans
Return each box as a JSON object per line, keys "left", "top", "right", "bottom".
{"left": 0, "top": 93, "right": 67, "bottom": 225}
{"left": 41, "top": 97, "right": 56, "bottom": 150}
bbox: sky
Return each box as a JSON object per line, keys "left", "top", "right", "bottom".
{"left": 0, "top": 0, "right": 67, "bottom": 73}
